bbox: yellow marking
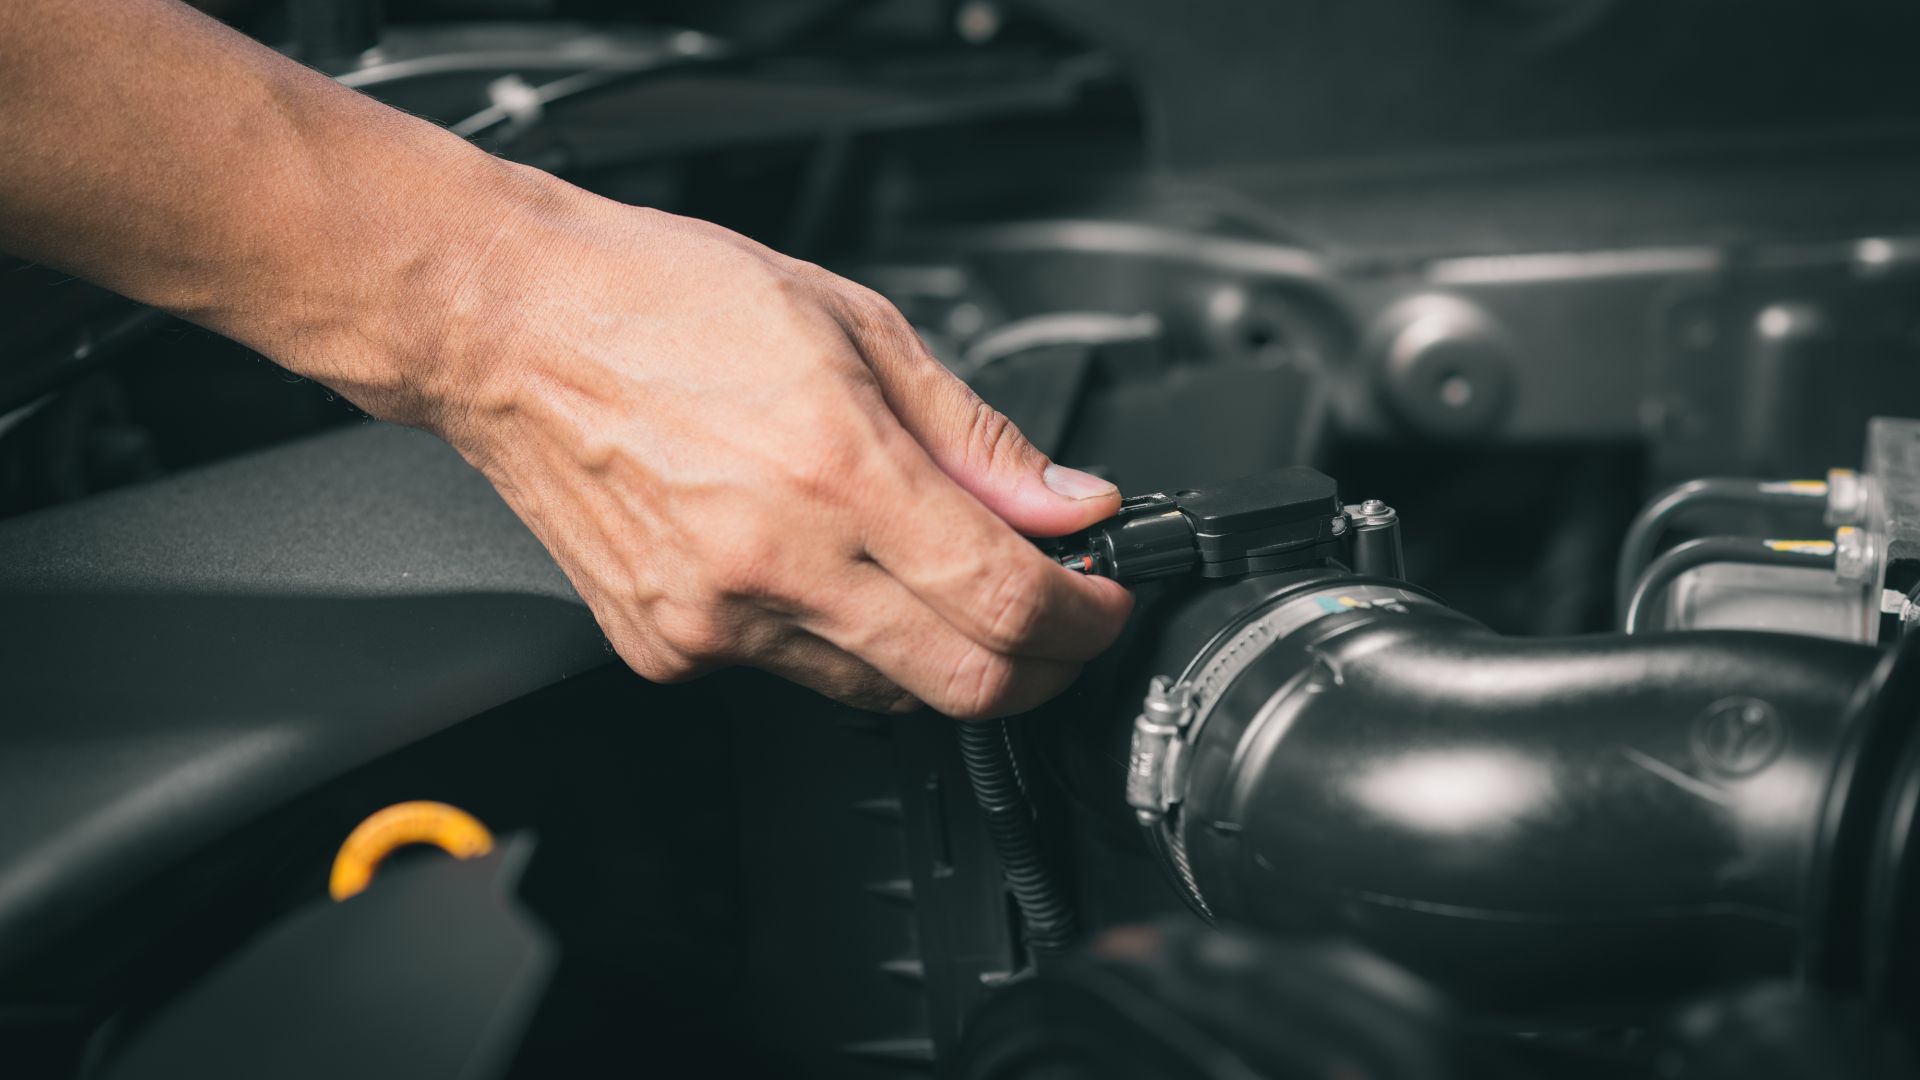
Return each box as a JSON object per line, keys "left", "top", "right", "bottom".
{"left": 1763, "top": 539, "right": 1837, "bottom": 555}
{"left": 329, "top": 801, "right": 494, "bottom": 901}
{"left": 1338, "top": 596, "right": 1363, "bottom": 607}
{"left": 1759, "top": 479, "right": 1829, "bottom": 495}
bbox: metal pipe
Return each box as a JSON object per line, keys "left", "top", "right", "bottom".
{"left": 1615, "top": 477, "right": 1831, "bottom": 620}
{"left": 1623, "top": 534, "right": 1837, "bottom": 634}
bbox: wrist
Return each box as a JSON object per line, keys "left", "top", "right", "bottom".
{"left": 223, "top": 96, "right": 591, "bottom": 441}
{"left": 321, "top": 149, "right": 580, "bottom": 438}
{"left": 362, "top": 153, "right": 581, "bottom": 440}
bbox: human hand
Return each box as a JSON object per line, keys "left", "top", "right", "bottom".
{"left": 391, "top": 171, "right": 1132, "bottom": 717}
{"left": 0, "top": 0, "right": 1126, "bottom": 717}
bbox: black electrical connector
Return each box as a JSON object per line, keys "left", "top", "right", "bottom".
{"left": 1048, "top": 467, "right": 1382, "bottom": 584}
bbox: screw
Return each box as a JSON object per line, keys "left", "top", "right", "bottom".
{"left": 1142, "top": 676, "right": 1192, "bottom": 726}
{"left": 1360, "top": 499, "right": 1387, "bottom": 514}
{"left": 1835, "top": 526, "right": 1873, "bottom": 584}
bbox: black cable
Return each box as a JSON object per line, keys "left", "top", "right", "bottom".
{"left": 452, "top": 37, "right": 1036, "bottom": 147}
{"left": 446, "top": 6, "right": 920, "bottom": 143}
{"left": 957, "top": 718, "right": 1078, "bottom": 957}
{"left": 12, "top": 34, "right": 1096, "bottom": 410}
{"left": 448, "top": 46, "right": 738, "bottom": 142}
{"left": 0, "top": 305, "right": 172, "bottom": 419}
{"left": 8, "top": 45, "right": 743, "bottom": 414}
{"left": 1623, "top": 534, "right": 1837, "bottom": 634}
{"left": 1615, "top": 477, "right": 1830, "bottom": 621}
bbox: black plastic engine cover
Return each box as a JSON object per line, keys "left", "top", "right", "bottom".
{"left": 0, "top": 424, "right": 609, "bottom": 983}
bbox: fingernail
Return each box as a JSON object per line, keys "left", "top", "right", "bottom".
{"left": 1043, "top": 463, "right": 1118, "bottom": 500}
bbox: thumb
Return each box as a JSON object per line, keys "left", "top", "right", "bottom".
{"left": 877, "top": 348, "right": 1120, "bottom": 537}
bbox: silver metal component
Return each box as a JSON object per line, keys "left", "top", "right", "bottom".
{"left": 931, "top": 219, "right": 1334, "bottom": 285}
{"left": 1142, "top": 676, "right": 1190, "bottom": 725}
{"left": 1826, "top": 467, "right": 1868, "bottom": 526}
{"left": 1661, "top": 419, "right": 1920, "bottom": 643}
{"left": 1427, "top": 246, "right": 1722, "bottom": 286}
{"left": 944, "top": 301, "right": 986, "bottom": 340}
{"left": 1346, "top": 499, "right": 1396, "bottom": 527}
{"left": 959, "top": 311, "right": 1161, "bottom": 377}
{"left": 1666, "top": 563, "right": 1868, "bottom": 642}
{"left": 335, "top": 25, "right": 721, "bottom": 90}
{"left": 0, "top": 396, "right": 49, "bottom": 442}
{"left": 1329, "top": 516, "right": 1348, "bottom": 537}
{"left": 428, "top": 29, "right": 731, "bottom": 140}
{"left": 1755, "top": 302, "right": 1825, "bottom": 343}
{"left": 482, "top": 73, "right": 543, "bottom": 140}
{"left": 1126, "top": 677, "right": 1194, "bottom": 823}
{"left": 1182, "top": 584, "right": 1431, "bottom": 746}
{"left": 1856, "top": 417, "right": 1920, "bottom": 639}
{"left": 1852, "top": 237, "right": 1920, "bottom": 278}
{"left": 1835, "top": 525, "right": 1874, "bottom": 584}
{"left": 954, "top": 0, "right": 1004, "bottom": 44}
{"left": 1344, "top": 501, "right": 1406, "bottom": 578}
{"left": 1370, "top": 294, "right": 1515, "bottom": 437}
{"left": 1880, "top": 588, "right": 1920, "bottom": 634}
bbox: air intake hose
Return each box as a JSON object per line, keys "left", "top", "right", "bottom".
{"left": 1128, "top": 570, "right": 1917, "bottom": 1018}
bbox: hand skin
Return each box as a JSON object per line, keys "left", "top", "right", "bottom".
{"left": 0, "top": 0, "right": 1133, "bottom": 717}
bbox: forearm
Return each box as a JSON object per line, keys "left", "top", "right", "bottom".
{"left": 0, "top": 0, "right": 553, "bottom": 423}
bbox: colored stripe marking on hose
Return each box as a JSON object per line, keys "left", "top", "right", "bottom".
{"left": 1758, "top": 480, "right": 1830, "bottom": 495}
{"left": 1763, "top": 539, "right": 1837, "bottom": 555}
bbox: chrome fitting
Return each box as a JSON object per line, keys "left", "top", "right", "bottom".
{"left": 1126, "top": 676, "right": 1194, "bottom": 823}
{"left": 1826, "top": 468, "right": 1868, "bottom": 527}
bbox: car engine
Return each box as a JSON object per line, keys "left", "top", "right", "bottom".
{"left": 4, "top": 1, "right": 1920, "bottom": 1077}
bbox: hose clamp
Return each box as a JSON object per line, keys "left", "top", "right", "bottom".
{"left": 1127, "top": 676, "right": 1195, "bottom": 824}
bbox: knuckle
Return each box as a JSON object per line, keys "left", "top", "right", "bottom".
{"left": 768, "top": 265, "right": 810, "bottom": 304}
{"left": 975, "top": 560, "right": 1049, "bottom": 652}
{"left": 725, "top": 260, "right": 817, "bottom": 338}
{"left": 764, "top": 265, "right": 827, "bottom": 324}
{"left": 961, "top": 397, "right": 1029, "bottom": 475}
{"left": 654, "top": 602, "right": 740, "bottom": 665}
{"left": 700, "top": 524, "right": 785, "bottom": 601}
{"left": 783, "top": 429, "right": 870, "bottom": 501}
{"left": 835, "top": 276, "right": 891, "bottom": 312}
{"left": 939, "top": 644, "right": 1019, "bottom": 720}
{"left": 839, "top": 292, "right": 926, "bottom": 365}
{"left": 828, "top": 670, "right": 912, "bottom": 714}
{"left": 864, "top": 298, "right": 917, "bottom": 344}
{"left": 833, "top": 282, "right": 900, "bottom": 332}
{"left": 618, "top": 641, "right": 704, "bottom": 684}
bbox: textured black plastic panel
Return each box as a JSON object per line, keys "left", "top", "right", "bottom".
{"left": 103, "top": 839, "right": 552, "bottom": 1080}
{"left": 0, "top": 424, "right": 609, "bottom": 973}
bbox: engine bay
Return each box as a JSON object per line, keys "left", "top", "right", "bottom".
{"left": 5, "top": 1, "right": 1920, "bottom": 1076}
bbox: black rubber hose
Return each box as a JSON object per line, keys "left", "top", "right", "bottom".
{"left": 958, "top": 718, "right": 1078, "bottom": 956}
{"left": 1615, "top": 477, "right": 1830, "bottom": 621}
{"left": 1623, "top": 534, "right": 1837, "bottom": 634}
{"left": 1174, "top": 589, "right": 1884, "bottom": 1016}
